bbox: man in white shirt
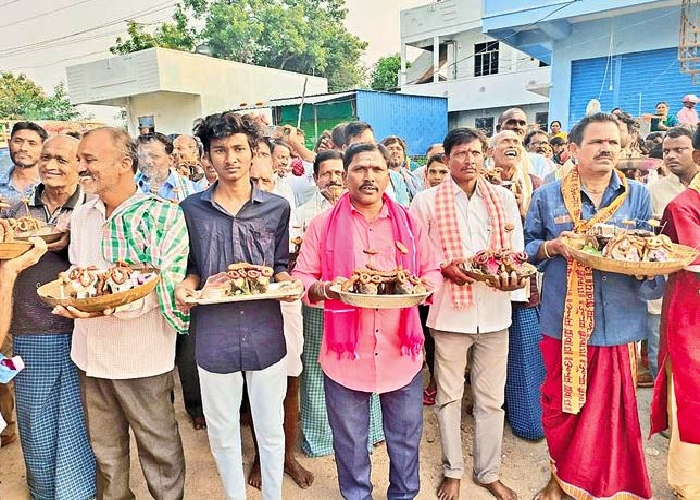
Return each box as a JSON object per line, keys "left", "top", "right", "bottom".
{"left": 411, "top": 128, "right": 525, "bottom": 500}
{"left": 54, "top": 127, "right": 188, "bottom": 500}
{"left": 647, "top": 126, "right": 699, "bottom": 380}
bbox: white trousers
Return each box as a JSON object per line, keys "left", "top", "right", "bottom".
{"left": 198, "top": 360, "right": 287, "bottom": 500}
{"left": 280, "top": 299, "right": 304, "bottom": 377}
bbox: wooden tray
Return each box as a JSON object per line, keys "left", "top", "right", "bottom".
{"left": 37, "top": 270, "right": 160, "bottom": 313}
{"left": 14, "top": 227, "right": 65, "bottom": 244}
{"left": 186, "top": 282, "right": 303, "bottom": 305}
{"left": 462, "top": 262, "right": 537, "bottom": 287}
{"left": 329, "top": 285, "right": 431, "bottom": 309}
{"left": 562, "top": 236, "right": 698, "bottom": 276}
{"left": 0, "top": 241, "right": 33, "bottom": 260}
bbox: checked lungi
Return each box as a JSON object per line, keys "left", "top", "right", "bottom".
{"left": 14, "top": 334, "right": 96, "bottom": 500}
{"left": 505, "top": 306, "right": 545, "bottom": 440}
{"left": 300, "top": 305, "right": 384, "bottom": 457}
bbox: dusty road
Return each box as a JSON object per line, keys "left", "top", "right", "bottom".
{"left": 0, "top": 375, "right": 674, "bottom": 499}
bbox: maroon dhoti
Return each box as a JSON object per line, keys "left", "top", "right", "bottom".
{"left": 540, "top": 336, "right": 652, "bottom": 500}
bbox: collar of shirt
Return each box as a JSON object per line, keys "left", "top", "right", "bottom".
{"left": 580, "top": 169, "right": 625, "bottom": 206}
{"left": 349, "top": 199, "right": 391, "bottom": 219}
{"left": 0, "top": 165, "right": 13, "bottom": 185}
{"left": 200, "top": 180, "right": 267, "bottom": 210}
{"left": 91, "top": 189, "right": 150, "bottom": 220}
{"left": 29, "top": 183, "right": 85, "bottom": 209}
{"left": 450, "top": 178, "right": 483, "bottom": 201}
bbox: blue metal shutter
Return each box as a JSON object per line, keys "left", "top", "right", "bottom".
{"left": 569, "top": 48, "right": 698, "bottom": 125}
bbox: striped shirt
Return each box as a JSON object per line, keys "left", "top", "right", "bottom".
{"left": 69, "top": 190, "right": 189, "bottom": 379}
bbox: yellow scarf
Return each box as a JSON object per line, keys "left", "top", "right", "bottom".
{"left": 560, "top": 168, "right": 628, "bottom": 414}
{"left": 690, "top": 172, "right": 700, "bottom": 194}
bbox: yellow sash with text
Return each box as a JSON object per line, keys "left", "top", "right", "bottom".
{"left": 560, "top": 168, "right": 628, "bottom": 414}
{"left": 690, "top": 172, "right": 700, "bottom": 194}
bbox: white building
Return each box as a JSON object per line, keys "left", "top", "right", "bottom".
{"left": 66, "top": 47, "right": 327, "bottom": 135}
{"left": 399, "top": 0, "right": 551, "bottom": 135}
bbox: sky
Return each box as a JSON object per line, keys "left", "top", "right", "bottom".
{"left": 0, "top": 0, "right": 428, "bottom": 113}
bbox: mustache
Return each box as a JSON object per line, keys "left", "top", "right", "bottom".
{"left": 326, "top": 182, "right": 343, "bottom": 188}
{"left": 360, "top": 182, "right": 376, "bottom": 189}
{"left": 594, "top": 153, "right": 613, "bottom": 159}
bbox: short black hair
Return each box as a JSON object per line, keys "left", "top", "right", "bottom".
{"left": 568, "top": 112, "right": 619, "bottom": 147}
{"left": 550, "top": 120, "right": 562, "bottom": 128}
{"left": 694, "top": 127, "right": 700, "bottom": 150}
{"left": 648, "top": 145, "right": 664, "bottom": 159}
{"left": 442, "top": 127, "right": 487, "bottom": 156}
{"left": 344, "top": 121, "right": 373, "bottom": 146}
{"left": 342, "top": 142, "right": 389, "bottom": 171}
{"left": 524, "top": 129, "right": 548, "bottom": 147}
{"left": 194, "top": 111, "right": 261, "bottom": 153}
{"left": 11, "top": 121, "right": 48, "bottom": 142}
{"left": 271, "top": 139, "right": 292, "bottom": 155}
{"left": 550, "top": 136, "right": 566, "bottom": 147}
{"left": 137, "top": 131, "right": 174, "bottom": 154}
{"left": 426, "top": 153, "right": 446, "bottom": 169}
{"left": 257, "top": 136, "right": 274, "bottom": 154}
{"left": 331, "top": 122, "right": 348, "bottom": 148}
{"left": 665, "top": 126, "right": 693, "bottom": 142}
{"left": 313, "top": 150, "right": 343, "bottom": 176}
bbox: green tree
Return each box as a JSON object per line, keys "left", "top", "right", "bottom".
{"left": 0, "top": 73, "right": 87, "bottom": 121}
{"left": 370, "top": 54, "right": 408, "bottom": 91}
{"left": 111, "top": 0, "right": 367, "bottom": 91}
{"left": 110, "top": 5, "right": 196, "bottom": 55}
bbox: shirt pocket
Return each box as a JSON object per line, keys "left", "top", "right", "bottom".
{"left": 550, "top": 206, "right": 574, "bottom": 235}
{"left": 247, "top": 222, "right": 277, "bottom": 267}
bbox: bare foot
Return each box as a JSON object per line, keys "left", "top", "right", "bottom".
{"left": 247, "top": 455, "right": 262, "bottom": 490}
{"left": 533, "top": 475, "right": 564, "bottom": 500}
{"left": 285, "top": 453, "right": 314, "bottom": 488}
{"left": 437, "top": 477, "right": 460, "bottom": 500}
{"left": 477, "top": 479, "right": 518, "bottom": 500}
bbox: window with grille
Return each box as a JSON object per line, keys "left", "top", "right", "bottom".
{"left": 475, "top": 117, "right": 494, "bottom": 136}
{"left": 474, "top": 42, "right": 499, "bottom": 77}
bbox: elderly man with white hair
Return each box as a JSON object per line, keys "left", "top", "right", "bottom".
{"left": 488, "top": 130, "right": 546, "bottom": 442}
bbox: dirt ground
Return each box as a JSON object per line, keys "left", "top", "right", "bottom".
{"left": 0, "top": 374, "right": 675, "bottom": 500}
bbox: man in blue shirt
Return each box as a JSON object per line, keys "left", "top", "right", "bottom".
{"left": 525, "top": 112, "right": 662, "bottom": 500}
{"left": 175, "top": 111, "right": 300, "bottom": 500}
{"left": 136, "top": 132, "right": 201, "bottom": 203}
{"left": 0, "top": 122, "right": 48, "bottom": 206}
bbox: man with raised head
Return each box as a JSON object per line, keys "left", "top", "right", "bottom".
{"left": 175, "top": 111, "right": 299, "bottom": 500}
{"left": 5, "top": 135, "right": 95, "bottom": 498}
{"left": 525, "top": 113, "right": 662, "bottom": 500}
{"left": 497, "top": 108, "right": 553, "bottom": 180}
{"left": 54, "top": 126, "right": 189, "bottom": 500}
{"left": 293, "top": 142, "right": 441, "bottom": 500}
{"left": 411, "top": 128, "right": 525, "bottom": 500}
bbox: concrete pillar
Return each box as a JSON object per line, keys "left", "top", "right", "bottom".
{"left": 433, "top": 36, "right": 440, "bottom": 82}
{"left": 400, "top": 43, "right": 407, "bottom": 86}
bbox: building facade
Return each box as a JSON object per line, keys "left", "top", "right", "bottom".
{"left": 399, "top": 0, "right": 551, "bottom": 134}
{"left": 483, "top": 0, "right": 698, "bottom": 129}
{"left": 66, "top": 47, "right": 327, "bottom": 135}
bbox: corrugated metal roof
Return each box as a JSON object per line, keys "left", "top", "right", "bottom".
{"left": 267, "top": 91, "right": 355, "bottom": 107}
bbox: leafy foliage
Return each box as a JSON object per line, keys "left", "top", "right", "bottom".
{"left": 370, "top": 54, "right": 408, "bottom": 91}
{"left": 0, "top": 73, "right": 88, "bottom": 121}
{"left": 110, "top": 5, "right": 196, "bottom": 55}
{"left": 110, "top": 0, "right": 367, "bottom": 91}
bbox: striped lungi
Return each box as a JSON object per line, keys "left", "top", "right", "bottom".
{"left": 505, "top": 306, "right": 545, "bottom": 440}
{"left": 14, "top": 334, "right": 96, "bottom": 500}
{"left": 300, "top": 305, "right": 384, "bottom": 457}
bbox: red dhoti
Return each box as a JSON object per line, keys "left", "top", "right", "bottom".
{"left": 540, "top": 335, "right": 652, "bottom": 500}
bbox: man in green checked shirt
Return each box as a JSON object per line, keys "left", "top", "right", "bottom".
{"left": 53, "top": 127, "right": 188, "bottom": 500}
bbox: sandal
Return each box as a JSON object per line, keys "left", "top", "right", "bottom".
{"left": 423, "top": 387, "right": 437, "bottom": 406}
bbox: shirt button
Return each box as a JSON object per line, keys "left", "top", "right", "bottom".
{"left": 240, "top": 311, "right": 244, "bottom": 315}
{"left": 375, "top": 329, "right": 379, "bottom": 333}
{"left": 602, "top": 276, "right": 607, "bottom": 281}
{"left": 374, "top": 352, "right": 378, "bottom": 356}
{"left": 603, "top": 301, "right": 609, "bottom": 307}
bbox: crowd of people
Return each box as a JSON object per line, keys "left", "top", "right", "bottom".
{"left": 0, "top": 102, "right": 697, "bottom": 500}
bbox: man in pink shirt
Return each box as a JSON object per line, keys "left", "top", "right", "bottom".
{"left": 293, "top": 142, "right": 441, "bottom": 499}
{"left": 676, "top": 94, "right": 699, "bottom": 126}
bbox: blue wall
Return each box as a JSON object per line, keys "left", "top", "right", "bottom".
{"left": 569, "top": 48, "right": 696, "bottom": 125}
{"left": 355, "top": 90, "right": 448, "bottom": 156}
{"left": 548, "top": 5, "right": 691, "bottom": 129}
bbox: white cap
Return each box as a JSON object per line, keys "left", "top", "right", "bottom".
{"left": 682, "top": 94, "right": 698, "bottom": 103}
